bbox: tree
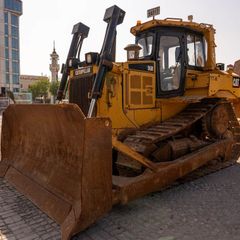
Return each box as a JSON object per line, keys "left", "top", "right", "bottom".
{"left": 29, "top": 79, "right": 50, "bottom": 102}
{"left": 49, "top": 81, "right": 60, "bottom": 98}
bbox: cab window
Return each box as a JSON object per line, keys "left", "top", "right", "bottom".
{"left": 187, "top": 34, "right": 205, "bottom": 67}
{"left": 158, "top": 36, "right": 182, "bottom": 91}
{"left": 137, "top": 35, "right": 153, "bottom": 58}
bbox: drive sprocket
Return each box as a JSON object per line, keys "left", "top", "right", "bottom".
{"left": 202, "top": 104, "right": 230, "bottom": 139}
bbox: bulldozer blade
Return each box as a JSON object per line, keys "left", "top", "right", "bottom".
{"left": 0, "top": 104, "right": 112, "bottom": 240}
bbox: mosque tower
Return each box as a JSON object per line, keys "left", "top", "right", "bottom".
{"left": 49, "top": 41, "right": 60, "bottom": 82}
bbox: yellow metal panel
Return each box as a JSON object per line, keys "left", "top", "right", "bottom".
{"left": 185, "top": 70, "right": 209, "bottom": 89}
{"left": 130, "top": 75, "right": 141, "bottom": 88}
{"left": 123, "top": 62, "right": 156, "bottom": 109}
{"left": 125, "top": 108, "right": 161, "bottom": 127}
{"left": 97, "top": 72, "right": 137, "bottom": 129}
{"left": 209, "top": 73, "right": 240, "bottom": 98}
{"left": 130, "top": 91, "right": 141, "bottom": 105}
{"left": 159, "top": 102, "right": 187, "bottom": 122}
{"left": 97, "top": 61, "right": 162, "bottom": 129}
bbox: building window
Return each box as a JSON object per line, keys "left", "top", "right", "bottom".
{"left": 4, "top": 0, "right": 22, "bottom": 14}
{"left": 12, "top": 49, "right": 19, "bottom": 60}
{"left": 11, "top": 14, "right": 18, "bottom": 26}
{"left": 5, "top": 60, "right": 9, "bottom": 72}
{"left": 13, "top": 88, "right": 19, "bottom": 93}
{"left": 11, "top": 25, "right": 19, "bottom": 38}
{"left": 12, "top": 61, "right": 19, "bottom": 74}
{"left": 5, "top": 48, "right": 9, "bottom": 59}
{"left": 4, "top": 24, "right": 9, "bottom": 35}
{"left": 4, "top": 12, "right": 8, "bottom": 23}
{"left": 12, "top": 74, "right": 19, "bottom": 84}
{"left": 5, "top": 74, "right": 10, "bottom": 84}
{"left": 11, "top": 37, "right": 18, "bottom": 49}
{"left": 5, "top": 36, "right": 9, "bottom": 47}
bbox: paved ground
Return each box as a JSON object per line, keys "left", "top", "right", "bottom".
{"left": 1, "top": 113, "right": 240, "bottom": 240}
{"left": 1, "top": 163, "right": 240, "bottom": 240}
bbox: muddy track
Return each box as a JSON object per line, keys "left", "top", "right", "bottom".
{"left": 117, "top": 98, "right": 240, "bottom": 177}
{"left": 121, "top": 99, "right": 221, "bottom": 157}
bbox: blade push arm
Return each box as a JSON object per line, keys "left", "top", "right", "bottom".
{"left": 57, "top": 22, "right": 90, "bottom": 101}
{"left": 87, "top": 5, "right": 125, "bottom": 118}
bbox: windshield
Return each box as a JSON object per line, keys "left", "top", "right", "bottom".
{"left": 136, "top": 35, "right": 153, "bottom": 58}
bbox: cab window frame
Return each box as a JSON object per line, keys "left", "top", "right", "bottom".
{"left": 186, "top": 32, "right": 207, "bottom": 70}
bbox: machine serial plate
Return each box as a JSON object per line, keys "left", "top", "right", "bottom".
{"left": 74, "top": 66, "right": 92, "bottom": 76}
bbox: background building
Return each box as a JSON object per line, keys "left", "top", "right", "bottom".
{"left": 234, "top": 60, "right": 240, "bottom": 76}
{"left": 0, "top": 0, "right": 22, "bottom": 94}
{"left": 20, "top": 74, "right": 48, "bottom": 92}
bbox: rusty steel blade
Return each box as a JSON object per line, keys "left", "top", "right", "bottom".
{"left": 0, "top": 104, "right": 112, "bottom": 240}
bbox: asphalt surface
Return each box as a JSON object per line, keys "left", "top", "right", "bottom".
{"left": 1, "top": 163, "right": 240, "bottom": 240}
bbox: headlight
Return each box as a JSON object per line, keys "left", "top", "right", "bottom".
{"left": 85, "top": 52, "right": 99, "bottom": 65}
{"left": 68, "top": 58, "right": 80, "bottom": 68}
{"left": 86, "top": 53, "right": 92, "bottom": 64}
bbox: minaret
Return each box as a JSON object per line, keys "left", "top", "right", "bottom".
{"left": 49, "top": 41, "right": 60, "bottom": 82}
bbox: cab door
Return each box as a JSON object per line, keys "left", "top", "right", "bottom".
{"left": 156, "top": 33, "right": 185, "bottom": 98}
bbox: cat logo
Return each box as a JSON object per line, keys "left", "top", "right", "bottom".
{"left": 233, "top": 77, "right": 240, "bottom": 88}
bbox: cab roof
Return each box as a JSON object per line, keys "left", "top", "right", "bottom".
{"left": 130, "top": 18, "right": 215, "bottom": 36}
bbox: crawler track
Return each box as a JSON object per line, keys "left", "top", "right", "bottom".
{"left": 117, "top": 98, "right": 240, "bottom": 176}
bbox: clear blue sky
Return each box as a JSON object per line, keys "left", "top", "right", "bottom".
{"left": 20, "top": 0, "right": 240, "bottom": 76}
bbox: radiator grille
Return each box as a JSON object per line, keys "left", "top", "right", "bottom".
{"left": 69, "top": 76, "right": 93, "bottom": 116}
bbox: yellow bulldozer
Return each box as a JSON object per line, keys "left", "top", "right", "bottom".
{"left": 1, "top": 5, "right": 240, "bottom": 240}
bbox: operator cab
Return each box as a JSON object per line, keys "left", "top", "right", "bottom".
{"left": 130, "top": 7, "right": 208, "bottom": 98}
